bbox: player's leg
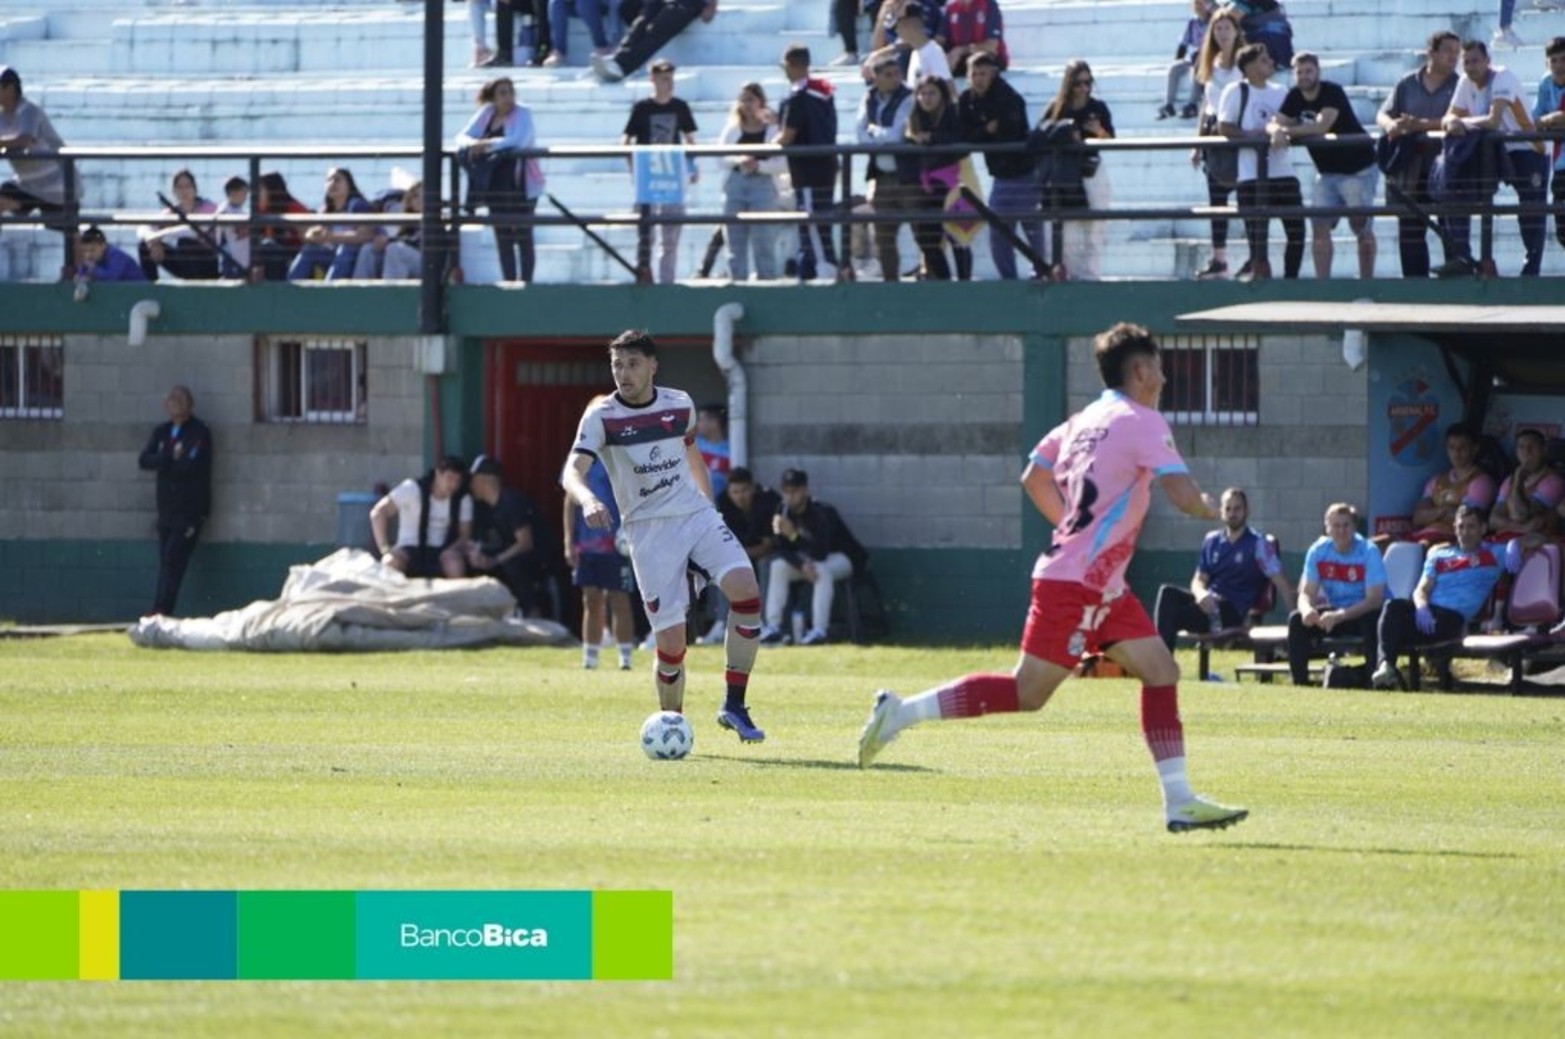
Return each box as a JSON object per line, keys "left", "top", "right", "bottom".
{"left": 624, "top": 517, "right": 693, "bottom": 712}
{"left": 691, "top": 514, "right": 766, "bottom": 742}
{"left": 608, "top": 589, "right": 636, "bottom": 670}
{"left": 759, "top": 556, "right": 800, "bottom": 644}
{"left": 581, "top": 585, "right": 606, "bottom": 669}
{"left": 802, "top": 551, "right": 853, "bottom": 644}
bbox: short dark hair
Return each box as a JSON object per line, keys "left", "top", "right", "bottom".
{"left": 435, "top": 456, "right": 466, "bottom": 475}
{"left": 80, "top": 225, "right": 107, "bottom": 245}
{"left": 1445, "top": 422, "right": 1477, "bottom": 443}
{"left": 782, "top": 44, "right": 811, "bottom": 68}
{"left": 698, "top": 402, "right": 727, "bottom": 424}
{"left": 1428, "top": 30, "right": 1460, "bottom": 53}
{"left": 969, "top": 52, "right": 1001, "bottom": 71}
{"left": 1548, "top": 36, "right": 1565, "bottom": 59}
{"left": 1291, "top": 51, "right": 1320, "bottom": 68}
{"left": 1454, "top": 503, "right": 1487, "bottom": 526}
{"left": 649, "top": 58, "right": 676, "bottom": 74}
{"left": 1237, "top": 43, "right": 1270, "bottom": 71}
{"left": 1093, "top": 323, "right": 1160, "bottom": 390}
{"left": 1462, "top": 38, "right": 1489, "bottom": 57}
{"left": 728, "top": 466, "right": 754, "bottom": 485}
{"left": 1221, "top": 487, "right": 1249, "bottom": 507}
{"left": 608, "top": 329, "right": 657, "bottom": 357}
{"left": 780, "top": 467, "right": 808, "bottom": 487}
{"left": 1515, "top": 427, "right": 1547, "bottom": 448}
{"left": 0, "top": 66, "right": 19, "bottom": 94}
{"left": 223, "top": 175, "right": 248, "bottom": 195}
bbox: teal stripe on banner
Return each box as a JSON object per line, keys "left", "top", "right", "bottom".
{"left": 120, "top": 891, "right": 238, "bottom": 980}
{"left": 354, "top": 891, "right": 592, "bottom": 980}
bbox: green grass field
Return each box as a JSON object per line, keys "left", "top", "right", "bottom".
{"left": 1, "top": 635, "right": 1562, "bottom": 1038}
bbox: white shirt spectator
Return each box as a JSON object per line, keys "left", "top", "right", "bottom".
{"left": 1451, "top": 65, "right": 1532, "bottom": 152}
{"left": 1218, "top": 78, "right": 1293, "bottom": 182}
{"left": 1202, "top": 63, "right": 1242, "bottom": 120}
{"left": 388, "top": 477, "right": 473, "bottom": 549}
{"left": 909, "top": 40, "right": 952, "bottom": 86}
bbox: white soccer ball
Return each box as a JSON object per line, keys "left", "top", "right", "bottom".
{"left": 640, "top": 711, "right": 693, "bottom": 761}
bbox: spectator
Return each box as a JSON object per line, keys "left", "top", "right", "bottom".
{"left": 1408, "top": 423, "right": 1497, "bottom": 545}
{"left": 1160, "top": 0, "right": 1213, "bottom": 121}
{"left": 938, "top": 0, "right": 1007, "bottom": 78}
{"left": 564, "top": 453, "right": 637, "bottom": 670}
{"left": 590, "top": 0, "right": 716, "bottom": 83}
{"left": 466, "top": 455, "right": 549, "bottom": 618}
{"left": 0, "top": 66, "right": 71, "bottom": 248}
{"left": 1044, "top": 59, "right": 1115, "bottom": 281}
{"left": 370, "top": 456, "right": 474, "bottom": 580}
{"left": 215, "top": 176, "right": 250, "bottom": 279}
{"left": 865, "top": 2, "right": 952, "bottom": 86}
{"left": 960, "top": 53, "right": 1044, "bottom": 280}
{"left": 1274, "top": 51, "right": 1379, "bottom": 279}
{"left": 1287, "top": 502, "right": 1387, "bottom": 687}
{"left": 252, "top": 171, "right": 310, "bottom": 282}
{"left": 1220, "top": 44, "right": 1302, "bottom": 281}
{"left": 137, "top": 384, "right": 213, "bottom": 617}
{"left": 490, "top": 0, "right": 550, "bottom": 68}
{"left": 1191, "top": 8, "right": 1247, "bottom": 278}
{"left": 778, "top": 45, "right": 849, "bottom": 282}
{"left": 856, "top": 55, "right": 918, "bottom": 281}
{"left": 467, "top": 0, "right": 499, "bottom": 67}
{"left": 703, "top": 466, "right": 781, "bottom": 644}
{"left": 74, "top": 225, "right": 147, "bottom": 283}
{"left": 1224, "top": 0, "right": 1293, "bottom": 70}
{"left": 1376, "top": 31, "right": 1461, "bottom": 279}
{"left": 759, "top": 468, "right": 860, "bottom": 646}
{"left": 695, "top": 403, "right": 731, "bottom": 498}
{"left": 545, "top": 0, "right": 614, "bottom": 67}
{"left": 137, "top": 170, "right": 219, "bottom": 282}
{"left": 457, "top": 77, "right": 546, "bottom": 283}
{"left": 1495, "top": 0, "right": 1524, "bottom": 50}
{"left": 1371, "top": 506, "right": 1517, "bottom": 690}
{"left": 353, "top": 179, "right": 424, "bottom": 280}
{"left": 718, "top": 82, "right": 785, "bottom": 282}
{"left": 831, "top": 0, "right": 866, "bottom": 67}
{"left": 1490, "top": 428, "right": 1565, "bottom": 540}
{"left": 286, "top": 167, "right": 373, "bottom": 282}
{"left": 621, "top": 59, "right": 697, "bottom": 284}
{"left": 905, "top": 74, "right": 966, "bottom": 280}
{"left": 1440, "top": 38, "right": 1550, "bottom": 277}
{"left": 1534, "top": 37, "right": 1565, "bottom": 258}
{"left": 1152, "top": 487, "right": 1292, "bottom": 650}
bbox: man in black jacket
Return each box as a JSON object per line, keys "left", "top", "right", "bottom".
{"left": 137, "top": 385, "right": 213, "bottom": 616}
{"left": 759, "top": 468, "right": 864, "bottom": 646}
{"left": 959, "top": 53, "right": 1045, "bottom": 279}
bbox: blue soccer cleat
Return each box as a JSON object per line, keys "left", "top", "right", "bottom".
{"left": 717, "top": 705, "right": 766, "bottom": 743}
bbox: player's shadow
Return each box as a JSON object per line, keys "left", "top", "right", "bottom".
{"left": 701, "top": 754, "right": 936, "bottom": 773}
{"left": 1227, "top": 842, "right": 1520, "bottom": 860}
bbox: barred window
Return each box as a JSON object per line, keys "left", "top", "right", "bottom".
{"left": 1161, "top": 335, "right": 1259, "bottom": 426}
{"left": 0, "top": 334, "right": 64, "bottom": 419}
{"left": 257, "top": 336, "right": 367, "bottom": 423}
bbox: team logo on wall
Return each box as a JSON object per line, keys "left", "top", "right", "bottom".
{"left": 1386, "top": 372, "right": 1441, "bottom": 469}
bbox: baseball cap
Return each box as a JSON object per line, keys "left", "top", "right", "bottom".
{"left": 780, "top": 467, "right": 809, "bottom": 487}
{"left": 470, "top": 454, "right": 504, "bottom": 478}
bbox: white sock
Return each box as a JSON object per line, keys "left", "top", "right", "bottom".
{"left": 583, "top": 645, "right": 600, "bottom": 668}
{"left": 1157, "top": 756, "right": 1194, "bottom": 808}
{"left": 618, "top": 643, "right": 634, "bottom": 667}
{"left": 894, "top": 689, "right": 943, "bottom": 730}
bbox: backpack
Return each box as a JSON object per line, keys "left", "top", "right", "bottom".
{"left": 1322, "top": 656, "right": 1369, "bottom": 689}
{"left": 822, "top": 502, "right": 871, "bottom": 575}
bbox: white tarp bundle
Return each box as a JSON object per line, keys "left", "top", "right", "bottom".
{"left": 129, "top": 548, "right": 573, "bottom": 652}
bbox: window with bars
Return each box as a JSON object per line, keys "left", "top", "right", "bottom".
{"left": 257, "top": 336, "right": 367, "bottom": 423}
{"left": 0, "top": 334, "right": 65, "bottom": 419}
{"left": 1160, "top": 335, "right": 1259, "bottom": 426}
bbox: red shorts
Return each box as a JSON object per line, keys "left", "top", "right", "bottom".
{"left": 1021, "top": 579, "right": 1158, "bottom": 669}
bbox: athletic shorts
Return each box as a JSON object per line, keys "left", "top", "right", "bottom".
{"left": 623, "top": 507, "right": 750, "bottom": 633}
{"left": 1020, "top": 578, "right": 1158, "bottom": 669}
{"left": 397, "top": 545, "right": 446, "bottom": 579}
{"left": 574, "top": 552, "right": 635, "bottom": 593}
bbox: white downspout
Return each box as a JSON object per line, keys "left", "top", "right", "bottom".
{"left": 712, "top": 302, "right": 747, "bottom": 467}
{"left": 128, "top": 299, "right": 161, "bottom": 346}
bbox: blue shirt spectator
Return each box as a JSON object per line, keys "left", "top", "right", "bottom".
{"left": 75, "top": 226, "right": 148, "bottom": 282}
{"left": 1423, "top": 542, "right": 1505, "bottom": 621}
{"left": 1199, "top": 525, "right": 1281, "bottom": 616}
{"left": 1301, "top": 532, "right": 1387, "bottom": 610}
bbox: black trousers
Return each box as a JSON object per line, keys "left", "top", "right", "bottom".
{"left": 1236, "top": 176, "right": 1304, "bottom": 277}
{"left": 609, "top": 0, "right": 704, "bottom": 77}
{"left": 1152, "top": 585, "right": 1243, "bottom": 651}
{"left": 1287, "top": 609, "right": 1377, "bottom": 686}
{"left": 153, "top": 518, "right": 203, "bottom": 616}
{"left": 1376, "top": 599, "right": 1466, "bottom": 669}
{"left": 138, "top": 239, "right": 219, "bottom": 282}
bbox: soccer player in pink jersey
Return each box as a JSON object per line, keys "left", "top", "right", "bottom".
{"left": 858, "top": 323, "right": 1250, "bottom": 833}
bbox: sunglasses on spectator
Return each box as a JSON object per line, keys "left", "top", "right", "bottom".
{"left": 1074, "top": 77, "right": 1094, "bottom": 87}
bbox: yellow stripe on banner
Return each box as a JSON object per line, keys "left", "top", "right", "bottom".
{"left": 78, "top": 890, "right": 120, "bottom": 980}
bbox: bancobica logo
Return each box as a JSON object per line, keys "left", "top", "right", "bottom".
{"left": 400, "top": 922, "right": 550, "bottom": 949}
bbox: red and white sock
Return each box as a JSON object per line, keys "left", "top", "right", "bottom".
{"left": 896, "top": 672, "right": 1020, "bottom": 730}
{"left": 656, "top": 647, "right": 686, "bottom": 712}
{"left": 1142, "top": 684, "right": 1193, "bottom": 807}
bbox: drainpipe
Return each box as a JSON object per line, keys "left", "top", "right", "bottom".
{"left": 712, "top": 302, "right": 746, "bottom": 467}
{"left": 127, "top": 299, "right": 161, "bottom": 346}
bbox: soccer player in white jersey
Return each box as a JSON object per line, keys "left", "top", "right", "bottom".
{"left": 561, "top": 330, "right": 767, "bottom": 743}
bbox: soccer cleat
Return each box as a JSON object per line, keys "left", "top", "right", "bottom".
{"left": 717, "top": 705, "right": 766, "bottom": 743}
{"left": 1370, "top": 661, "right": 1403, "bottom": 690}
{"left": 1165, "top": 796, "right": 1249, "bottom": 833}
{"left": 857, "top": 690, "right": 902, "bottom": 768}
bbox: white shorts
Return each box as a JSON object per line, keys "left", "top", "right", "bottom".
{"left": 623, "top": 507, "right": 752, "bottom": 633}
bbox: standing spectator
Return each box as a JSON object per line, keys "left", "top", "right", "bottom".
{"left": 465, "top": 455, "right": 549, "bottom": 618}
{"left": 622, "top": 59, "right": 698, "bottom": 284}
{"left": 287, "top": 168, "right": 373, "bottom": 282}
{"left": 718, "top": 82, "right": 785, "bottom": 282}
{"left": 1376, "top": 31, "right": 1461, "bottom": 279}
{"left": 545, "top": 0, "right": 614, "bottom": 67}
{"left": 865, "top": 3, "right": 952, "bottom": 86}
{"left": 905, "top": 74, "right": 964, "bottom": 279}
{"left": 370, "top": 457, "right": 474, "bottom": 580}
{"left": 0, "top": 66, "right": 71, "bottom": 247}
{"left": 695, "top": 403, "right": 731, "bottom": 498}
{"left": 1534, "top": 37, "right": 1565, "bottom": 258}
{"left": 1287, "top": 502, "right": 1387, "bottom": 687}
{"left": 353, "top": 179, "right": 424, "bottom": 280}
{"left": 564, "top": 453, "right": 637, "bottom": 671}
{"left": 1044, "top": 59, "right": 1115, "bottom": 282}
{"left": 1489, "top": 429, "right": 1565, "bottom": 541}
{"left": 1160, "top": 0, "right": 1213, "bottom": 120}
{"left": 252, "top": 172, "right": 310, "bottom": 282}
{"left": 857, "top": 56, "right": 918, "bottom": 281}
{"left": 778, "top": 45, "right": 849, "bottom": 282}
{"left": 960, "top": 53, "right": 1043, "bottom": 280}
{"left": 457, "top": 77, "right": 546, "bottom": 283}
{"left": 1441, "top": 39, "right": 1550, "bottom": 277}
{"left": 74, "top": 225, "right": 147, "bottom": 283}
{"left": 138, "top": 170, "right": 219, "bottom": 282}
{"left": 1220, "top": 44, "right": 1303, "bottom": 281}
{"left": 590, "top": 0, "right": 717, "bottom": 83}
{"left": 215, "top": 176, "right": 250, "bottom": 279}
{"left": 1274, "top": 52, "right": 1379, "bottom": 279}
{"left": 137, "top": 385, "right": 213, "bottom": 617}
{"left": 1190, "top": 9, "right": 1246, "bottom": 278}
{"left": 938, "top": 0, "right": 1007, "bottom": 78}
{"left": 758, "top": 468, "right": 861, "bottom": 647}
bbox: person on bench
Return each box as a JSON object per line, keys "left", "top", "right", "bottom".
{"left": 1153, "top": 487, "right": 1292, "bottom": 649}
{"left": 1371, "top": 505, "right": 1519, "bottom": 690}
{"left": 1288, "top": 501, "right": 1387, "bottom": 686}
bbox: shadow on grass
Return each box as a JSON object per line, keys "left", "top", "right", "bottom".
{"left": 699, "top": 754, "right": 937, "bottom": 773}
{"left": 1229, "top": 842, "right": 1521, "bottom": 860}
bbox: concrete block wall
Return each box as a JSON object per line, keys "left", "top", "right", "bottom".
{"left": 745, "top": 333, "right": 1025, "bottom": 550}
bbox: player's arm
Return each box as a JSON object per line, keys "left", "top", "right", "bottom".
{"left": 685, "top": 439, "right": 713, "bottom": 500}
{"left": 1296, "top": 573, "right": 1321, "bottom": 625}
{"left": 1157, "top": 473, "right": 1219, "bottom": 520}
{"left": 561, "top": 452, "right": 612, "bottom": 529}
{"left": 369, "top": 495, "right": 398, "bottom": 557}
{"left": 1020, "top": 462, "right": 1065, "bottom": 526}
{"left": 561, "top": 497, "right": 579, "bottom": 566}
{"left": 1410, "top": 573, "right": 1435, "bottom": 611}
{"left": 1268, "top": 569, "right": 1295, "bottom": 612}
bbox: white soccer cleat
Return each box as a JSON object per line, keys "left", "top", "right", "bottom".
{"left": 857, "top": 690, "right": 902, "bottom": 768}
{"left": 1166, "top": 795, "right": 1249, "bottom": 833}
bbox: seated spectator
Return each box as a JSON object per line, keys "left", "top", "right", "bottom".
{"left": 905, "top": 74, "right": 967, "bottom": 280}
{"left": 1408, "top": 423, "right": 1497, "bottom": 545}
{"left": 1160, "top": 0, "right": 1213, "bottom": 120}
{"left": 759, "top": 468, "right": 863, "bottom": 646}
{"left": 457, "top": 77, "right": 545, "bottom": 284}
{"left": 858, "top": 56, "right": 917, "bottom": 281}
{"left": 1489, "top": 428, "right": 1565, "bottom": 540}
{"left": 252, "top": 171, "right": 310, "bottom": 282}
{"left": 287, "top": 168, "right": 373, "bottom": 282}
{"left": 137, "top": 170, "right": 219, "bottom": 282}
{"left": 74, "top": 225, "right": 146, "bottom": 283}
{"left": 703, "top": 466, "right": 782, "bottom": 643}
{"left": 544, "top": 0, "right": 614, "bottom": 67}
{"left": 467, "top": 0, "right": 499, "bottom": 67}
{"left": 1153, "top": 487, "right": 1292, "bottom": 649}
{"left": 564, "top": 452, "right": 636, "bottom": 670}
{"left": 590, "top": 0, "right": 716, "bottom": 83}
{"left": 369, "top": 456, "right": 474, "bottom": 580}
{"left": 353, "top": 179, "right": 424, "bottom": 280}
{"left": 718, "top": 83, "right": 785, "bottom": 282}
{"left": 1287, "top": 502, "right": 1387, "bottom": 686}
{"left": 864, "top": 2, "right": 952, "bottom": 85}
{"left": 465, "top": 455, "right": 548, "bottom": 618}
{"left": 959, "top": 53, "right": 1044, "bottom": 280}
{"left": 1371, "top": 505, "right": 1520, "bottom": 689}
{"left": 1221, "top": 44, "right": 1302, "bottom": 281}
{"left": 485, "top": 0, "right": 550, "bottom": 68}
{"left": 621, "top": 60, "right": 697, "bottom": 284}
{"left": 1533, "top": 37, "right": 1565, "bottom": 257}
{"left": 937, "top": 0, "right": 1008, "bottom": 78}
{"left": 0, "top": 65, "right": 72, "bottom": 245}
{"left": 1222, "top": 0, "right": 1293, "bottom": 69}
{"left": 214, "top": 176, "right": 250, "bottom": 279}
{"left": 1044, "top": 59, "right": 1115, "bottom": 282}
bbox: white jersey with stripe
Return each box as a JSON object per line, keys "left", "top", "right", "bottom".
{"left": 571, "top": 387, "right": 709, "bottom": 524}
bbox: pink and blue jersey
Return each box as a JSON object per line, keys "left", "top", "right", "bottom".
{"left": 1029, "top": 389, "right": 1188, "bottom": 596}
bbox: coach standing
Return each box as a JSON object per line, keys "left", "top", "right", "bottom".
{"left": 137, "top": 385, "right": 213, "bottom": 616}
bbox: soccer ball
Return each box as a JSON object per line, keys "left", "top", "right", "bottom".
{"left": 640, "top": 711, "right": 693, "bottom": 760}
